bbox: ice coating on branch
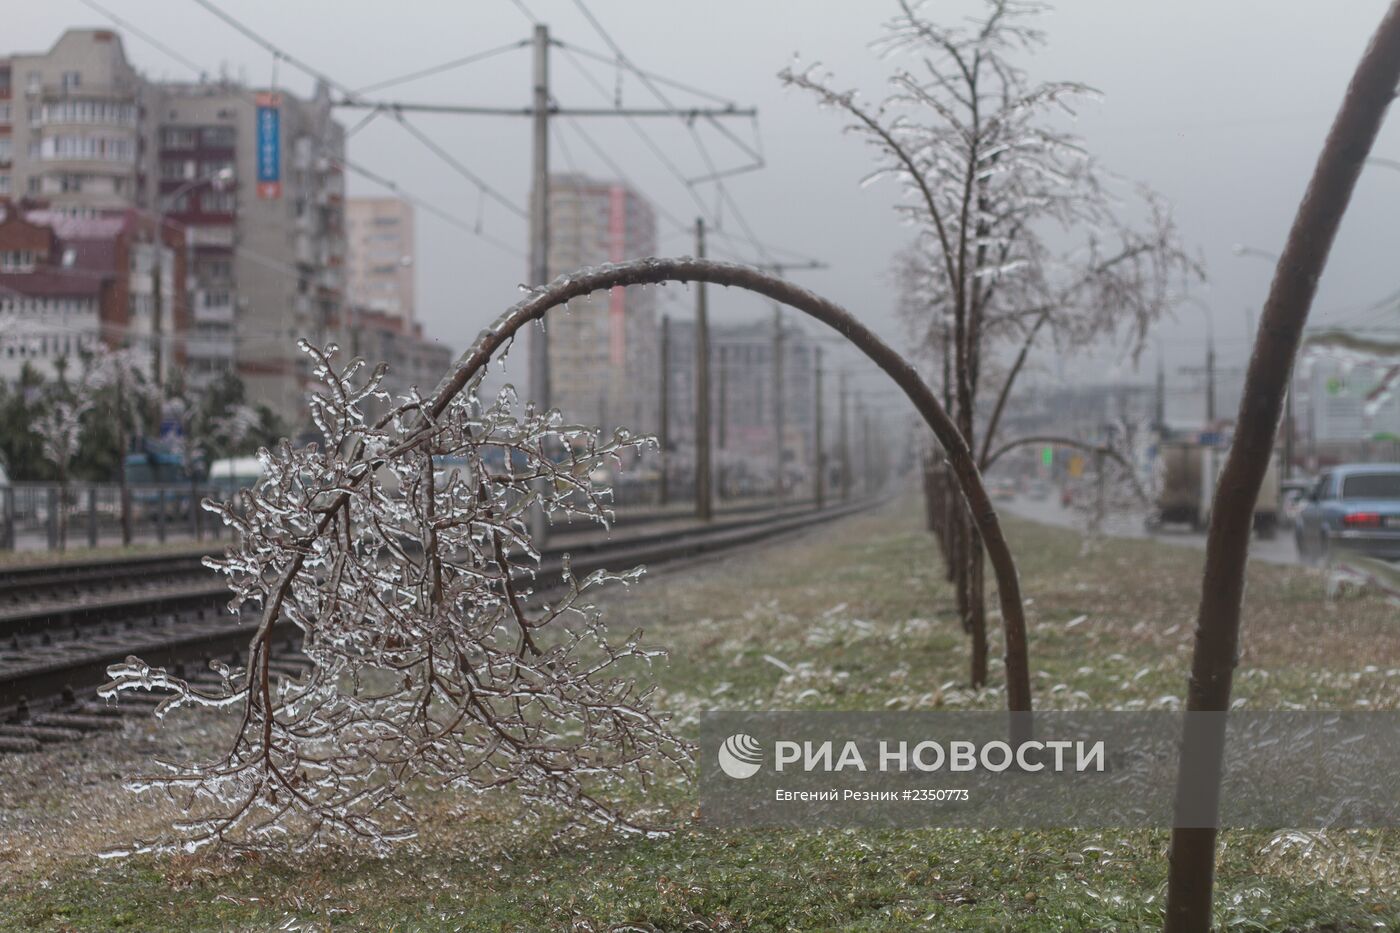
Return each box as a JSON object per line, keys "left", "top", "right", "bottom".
{"left": 103, "top": 341, "right": 689, "bottom": 855}
{"left": 781, "top": 0, "right": 1199, "bottom": 371}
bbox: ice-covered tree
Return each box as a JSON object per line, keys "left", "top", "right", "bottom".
{"left": 785, "top": 0, "right": 1197, "bottom": 686}
{"left": 102, "top": 341, "right": 690, "bottom": 853}
{"left": 32, "top": 380, "right": 94, "bottom": 551}
{"left": 87, "top": 346, "right": 159, "bottom": 545}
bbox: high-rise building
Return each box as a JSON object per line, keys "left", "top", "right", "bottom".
{"left": 0, "top": 30, "right": 155, "bottom": 210}
{"left": 0, "top": 30, "right": 348, "bottom": 423}
{"left": 155, "top": 80, "right": 345, "bottom": 417}
{"left": 346, "top": 197, "right": 414, "bottom": 324}
{"left": 544, "top": 173, "right": 659, "bottom": 434}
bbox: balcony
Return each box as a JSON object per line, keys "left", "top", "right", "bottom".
{"left": 193, "top": 291, "right": 236, "bottom": 324}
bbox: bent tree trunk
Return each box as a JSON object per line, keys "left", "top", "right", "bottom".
{"left": 1164, "top": 5, "right": 1400, "bottom": 930}
{"left": 246, "top": 260, "right": 1035, "bottom": 740}
{"left": 432, "top": 259, "right": 1035, "bottom": 713}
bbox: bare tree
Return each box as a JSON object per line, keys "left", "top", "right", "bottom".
{"left": 87, "top": 347, "right": 159, "bottom": 545}
{"left": 32, "top": 381, "right": 94, "bottom": 552}
{"left": 105, "top": 258, "right": 1034, "bottom": 853}
{"left": 102, "top": 342, "right": 691, "bottom": 853}
{"left": 1165, "top": 3, "right": 1400, "bottom": 929}
{"left": 786, "top": 0, "right": 1196, "bottom": 688}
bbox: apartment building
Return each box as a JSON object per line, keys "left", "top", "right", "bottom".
{"left": 335, "top": 305, "right": 453, "bottom": 408}
{"left": 346, "top": 197, "right": 414, "bottom": 324}
{"left": 0, "top": 29, "right": 156, "bottom": 210}
{"left": 156, "top": 80, "right": 346, "bottom": 418}
{"left": 0, "top": 29, "right": 347, "bottom": 423}
{"left": 662, "top": 316, "right": 819, "bottom": 491}
{"left": 0, "top": 206, "right": 187, "bottom": 383}
{"left": 544, "top": 173, "right": 659, "bottom": 434}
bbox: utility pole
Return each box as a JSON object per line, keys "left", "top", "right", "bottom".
{"left": 337, "top": 33, "right": 761, "bottom": 516}
{"left": 1205, "top": 332, "right": 1216, "bottom": 426}
{"left": 861, "top": 401, "right": 872, "bottom": 495}
{"left": 524, "top": 25, "right": 552, "bottom": 545}
{"left": 839, "top": 370, "right": 850, "bottom": 502}
{"left": 772, "top": 306, "right": 783, "bottom": 500}
{"left": 658, "top": 313, "right": 669, "bottom": 505}
{"left": 528, "top": 23, "right": 551, "bottom": 411}
{"left": 1282, "top": 376, "right": 1295, "bottom": 479}
{"left": 1154, "top": 348, "right": 1166, "bottom": 431}
{"left": 694, "top": 218, "right": 712, "bottom": 521}
{"left": 717, "top": 343, "right": 728, "bottom": 499}
{"left": 751, "top": 260, "right": 824, "bottom": 501}
{"left": 150, "top": 239, "right": 164, "bottom": 390}
{"left": 814, "top": 345, "right": 824, "bottom": 508}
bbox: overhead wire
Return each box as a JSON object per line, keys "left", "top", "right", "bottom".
{"left": 187, "top": 0, "right": 528, "bottom": 248}
{"left": 352, "top": 39, "right": 531, "bottom": 95}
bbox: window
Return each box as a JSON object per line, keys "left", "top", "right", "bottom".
{"left": 160, "top": 159, "right": 196, "bottom": 180}
{"left": 198, "top": 258, "right": 232, "bottom": 282}
{"left": 1341, "top": 473, "right": 1400, "bottom": 500}
{"left": 40, "top": 134, "right": 134, "bottom": 162}
{"left": 59, "top": 173, "right": 82, "bottom": 192}
{"left": 160, "top": 126, "right": 197, "bottom": 149}
{"left": 25, "top": 71, "right": 40, "bottom": 94}
{"left": 0, "top": 175, "right": 9, "bottom": 195}
{"left": 0, "top": 138, "right": 10, "bottom": 164}
{"left": 0, "top": 251, "right": 36, "bottom": 273}
{"left": 201, "top": 126, "right": 235, "bottom": 148}
{"left": 26, "top": 175, "right": 39, "bottom": 194}
{"left": 41, "top": 100, "right": 137, "bottom": 126}
{"left": 61, "top": 71, "right": 80, "bottom": 91}
{"left": 0, "top": 103, "right": 10, "bottom": 124}
{"left": 201, "top": 190, "right": 236, "bottom": 213}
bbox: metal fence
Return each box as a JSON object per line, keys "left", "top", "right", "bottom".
{"left": 0, "top": 483, "right": 231, "bottom": 552}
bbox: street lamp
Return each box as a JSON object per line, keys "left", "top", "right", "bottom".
{"left": 152, "top": 166, "right": 235, "bottom": 388}
{"left": 1232, "top": 242, "right": 1296, "bottom": 478}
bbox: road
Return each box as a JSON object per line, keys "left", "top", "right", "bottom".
{"left": 998, "top": 494, "right": 1303, "bottom": 566}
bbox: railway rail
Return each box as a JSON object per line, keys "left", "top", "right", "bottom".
{"left": 0, "top": 498, "right": 868, "bottom": 754}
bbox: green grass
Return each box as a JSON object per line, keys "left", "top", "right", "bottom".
{"left": 1, "top": 500, "right": 1396, "bottom": 931}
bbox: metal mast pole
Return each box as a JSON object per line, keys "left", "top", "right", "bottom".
{"left": 814, "top": 345, "right": 824, "bottom": 508}
{"left": 694, "top": 218, "right": 712, "bottom": 520}
{"left": 839, "top": 370, "right": 850, "bottom": 502}
{"left": 659, "top": 313, "right": 670, "bottom": 505}
{"left": 772, "top": 305, "right": 783, "bottom": 500}
{"left": 717, "top": 344, "right": 727, "bottom": 500}
{"left": 528, "top": 23, "right": 551, "bottom": 410}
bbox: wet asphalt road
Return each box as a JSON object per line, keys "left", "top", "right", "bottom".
{"left": 998, "top": 494, "right": 1304, "bottom": 567}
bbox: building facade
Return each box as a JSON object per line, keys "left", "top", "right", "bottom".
{"left": 155, "top": 79, "right": 346, "bottom": 417}
{"left": 0, "top": 206, "right": 187, "bottom": 383}
{"left": 544, "top": 173, "right": 659, "bottom": 435}
{"left": 0, "top": 30, "right": 348, "bottom": 423}
{"left": 0, "top": 29, "right": 156, "bottom": 210}
{"left": 346, "top": 197, "right": 414, "bottom": 324}
{"left": 335, "top": 305, "right": 453, "bottom": 409}
{"left": 662, "top": 316, "right": 819, "bottom": 493}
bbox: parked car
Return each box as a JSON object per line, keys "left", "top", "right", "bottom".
{"left": 1294, "top": 464, "right": 1400, "bottom": 564}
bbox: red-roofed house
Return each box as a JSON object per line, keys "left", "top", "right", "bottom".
{"left": 0, "top": 203, "right": 187, "bottom": 383}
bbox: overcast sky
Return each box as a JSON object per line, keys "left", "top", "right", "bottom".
{"left": 11, "top": 0, "right": 1400, "bottom": 410}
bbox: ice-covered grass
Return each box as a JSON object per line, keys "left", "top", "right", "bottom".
{"left": 1, "top": 497, "right": 1396, "bottom": 930}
